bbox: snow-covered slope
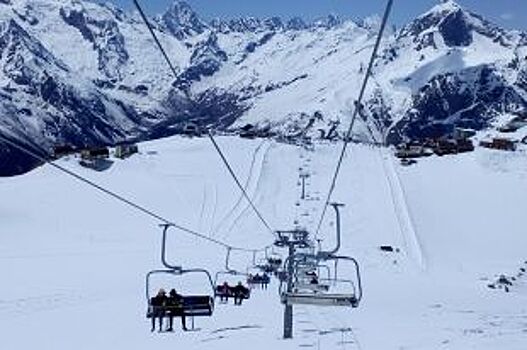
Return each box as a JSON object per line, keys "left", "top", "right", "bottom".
{"left": 1, "top": 136, "right": 526, "bottom": 349}
{"left": 1, "top": 0, "right": 527, "bottom": 175}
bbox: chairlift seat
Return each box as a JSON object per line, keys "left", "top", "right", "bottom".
{"left": 293, "top": 283, "right": 330, "bottom": 293}
{"left": 214, "top": 285, "right": 250, "bottom": 300}
{"left": 281, "top": 292, "right": 358, "bottom": 307}
{"left": 247, "top": 273, "right": 270, "bottom": 283}
{"left": 257, "top": 264, "right": 276, "bottom": 273}
{"left": 147, "top": 295, "right": 214, "bottom": 318}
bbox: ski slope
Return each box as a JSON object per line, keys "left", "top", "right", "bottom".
{"left": 1, "top": 136, "right": 527, "bottom": 349}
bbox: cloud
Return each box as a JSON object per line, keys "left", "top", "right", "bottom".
{"left": 499, "top": 13, "right": 514, "bottom": 21}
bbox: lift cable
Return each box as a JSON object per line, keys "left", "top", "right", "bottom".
{"left": 133, "top": 0, "right": 276, "bottom": 238}
{"left": 0, "top": 132, "right": 270, "bottom": 254}
{"left": 315, "top": 0, "right": 394, "bottom": 237}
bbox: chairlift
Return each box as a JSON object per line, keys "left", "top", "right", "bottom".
{"left": 281, "top": 255, "right": 362, "bottom": 308}
{"left": 274, "top": 230, "right": 312, "bottom": 249}
{"left": 280, "top": 204, "right": 362, "bottom": 308}
{"left": 292, "top": 257, "right": 332, "bottom": 293}
{"left": 213, "top": 247, "right": 251, "bottom": 302}
{"left": 146, "top": 268, "right": 215, "bottom": 318}
{"left": 145, "top": 225, "right": 216, "bottom": 328}
{"left": 255, "top": 246, "right": 282, "bottom": 273}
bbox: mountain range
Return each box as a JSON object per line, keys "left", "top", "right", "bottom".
{"left": 0, "top": 0, "right": 526, "bottom": 175}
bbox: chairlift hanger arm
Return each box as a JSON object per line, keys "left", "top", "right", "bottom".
{"left": 225, "top": 247, "right": 233, "bottom": 272}
{"left": 317, "top": 203, "right": 344, "bottom": 258}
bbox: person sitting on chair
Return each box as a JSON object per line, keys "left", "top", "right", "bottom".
{"left": 166, "top": 289, "right": 187, "bottom": 332}
{"left": 254, "top": 273, "right": 262, "bottom": 289}
{"left": 218, "top": 282, "right": 230, "bottom": 303}
{"left": 262, "top": 273, "right": 270, "bottom": 289}
{"left": 150, "top": 289, "right": 167, "bottom": 332}
{"left": 233, "top": 282, "right": 249, "bottom": 305}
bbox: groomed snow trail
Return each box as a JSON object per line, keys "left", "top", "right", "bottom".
{"left": 378, "top": 147, "right": 426, "bottom": 270}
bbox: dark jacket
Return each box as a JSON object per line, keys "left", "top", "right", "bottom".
{"left": 150, "top": 295, "right": 167, "bottom": 315}
{"left": 167, "top": 291, "right": 184, "bottom": 315}
{"left": 233, "top": 284, "right": 249, "bottom": 297}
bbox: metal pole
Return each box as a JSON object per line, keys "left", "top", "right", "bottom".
{"left": 283, "top": 243, "right": 295, "bottom": 339}
{"left": 300, "top": 174, "right": 309, "bottom": 200}
{"left": 317, "top": 203, "right": 344, "bottom": 259}
{"left": 328, "top": 203, "right": 344, "bottom": 255}
{"left": 225, "top": 247, "right": 232, "bottom": 271}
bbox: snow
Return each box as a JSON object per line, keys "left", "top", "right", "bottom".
{"left": 424, "top": 0, "right": 462, "bottom": 17}
{"left": 1, "top": 136, "right": 527, "bottom": 349}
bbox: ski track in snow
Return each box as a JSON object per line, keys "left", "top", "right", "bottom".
{"left": 225, "top": 141, "right": 273, "bottom": 237}
{"left": 212, "top": 140, "right": 270, "bottom": 241}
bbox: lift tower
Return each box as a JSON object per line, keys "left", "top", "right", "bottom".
{"left": 274, "top": 230, "right": 312, "bottom": 339}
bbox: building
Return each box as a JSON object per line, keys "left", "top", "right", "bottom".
{"left": 479, "top": 138, "right": 517, "bottom": 151}
{"left": 80, "top": 147, "right": 110, "bottom": 160}
{"left": 183, "top": 123, "right": 201, "bottom": 137}
{"left": 115, "top": 144, "right": 138, "bottom": 159}
{"left": 395, "top": 145, "right": 432, "bottom": 159}
{"left": 52, "top": 145, "right": 76, "bottom": 159}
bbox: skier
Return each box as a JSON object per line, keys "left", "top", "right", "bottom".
{"left": 150, "top": 289, "right": 167, "bottom": 332}
{"left": 166, "top": 289, "right": 187, "bottom": 331}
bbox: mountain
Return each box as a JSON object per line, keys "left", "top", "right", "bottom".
{"left": 0, "top": 0, "right": 526, "bottom": 175}
{"left": 158, "top": 0, "right": 208, "bottom": 39}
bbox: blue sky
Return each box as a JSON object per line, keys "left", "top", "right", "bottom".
{"left": 103, "top": 0, "right": 526, "bottom": 30}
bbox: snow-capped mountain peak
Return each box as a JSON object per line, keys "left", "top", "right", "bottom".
{"left": 400, "top": 0, "right": 515, "bottom": 49}
{"left": 159, "top": 0, "right": 208, "bottom": 40}
{"left": 428, "top": 0, "right": 462, "bottom": 14}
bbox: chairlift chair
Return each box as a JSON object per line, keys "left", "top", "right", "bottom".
{"left": 292, "top": 261, "right": 332, "bottom": 293}
{"left": 281, "top": 255, "right": 362, "bottom": 308}
{"left": 145, "top": 224, "right": 216, "bottom": 327}
{"left": 213, "top": 248, "right": 251, "bottom": 301}
{"left": 274, "top": 230, "right": 312, "bottom": 249}
{"left": 256, "top": 247, "right": 283, "bottom": 274}
{"left": 146, "top": 268, "right": 215, "bottom": 318}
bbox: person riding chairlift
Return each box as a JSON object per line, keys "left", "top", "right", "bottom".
{"left": 218, "top": 282, "right": 230, "bottom": 303}
{"left": 166, "top": 289, "right": 187, "bottom": 332}
{"left": 150, "top": 289, "right": 167, "bottom": 332}
{"left": 261, "top": 273, "right": 270, "bottom": 289}
{"left": 233, "top": 282, "right": 249, "bottom": 305}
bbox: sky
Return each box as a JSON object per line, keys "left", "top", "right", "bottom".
{"left": 103, "top": 0, "right": 527, "bottom": 31}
